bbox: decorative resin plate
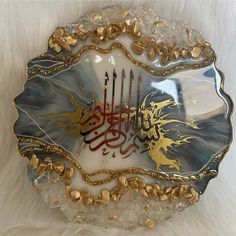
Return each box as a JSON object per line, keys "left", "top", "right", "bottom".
{"left": 14, "top": 5, "right": 233, "bottom": 229}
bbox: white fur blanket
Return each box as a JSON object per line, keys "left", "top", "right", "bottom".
{"left": 0, "top": 0, "right": 236, "bottom": 235}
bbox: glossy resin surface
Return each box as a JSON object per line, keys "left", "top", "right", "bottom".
{"left": 14, "top": 5, "right": 233, "bottom": 229}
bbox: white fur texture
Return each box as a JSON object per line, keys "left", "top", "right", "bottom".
{"left": 0, "top": 0, "right": 236, "bottom": 235}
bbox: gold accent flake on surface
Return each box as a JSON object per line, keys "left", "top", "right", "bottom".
{"left": 146, "top": 47, "right": 156, "bottom": 60}
{"left": 37, "top": 163, "right": 47, "bottom": 175}
{"left": 144, "top": 218, "right": 156, "bottom": 228}
{"left": 191, "top": 46, "right": 202, "bottom": 58}
{"left": 53, "top": 162, "right": 65, "bottom": 174}
{"left": 101, "top": 190, "right": 110, "bottom": 205}
{"left": 131, "top": 20, "right": 141, "bottom": 36}
{"left": 192, "top": 98, "right": 199, "bottom": 105}
{"left": 92, "top": 12, "right": 103, "bottom": 21}
{"left": 118, "top": 176, "right": 128, "bottom": 187}
{"left": 107, "top": 214, "right": 118, "bottom": 221}
{"left": 29, "top": 154, "right": 39, "bottom": 170}
{"left": 75, "top": 24, "right": 89, "bottom": 41}
{"left": 181, "top": 49, "right": 189, "bottom": 58}
{"left": 70, "top": 190, "right": 81, "bottom": 201}
{"left": 153, "top": 20, "right": 165, "bottom": 28}
{"left": 131, "top": 41, "right": 145, "bottom": 55}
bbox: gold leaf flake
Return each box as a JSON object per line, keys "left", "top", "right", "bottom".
{"left": 181, "top": 49, "right": 189, "bottom": 58}
{"left": 66, "top": 167, "right": 75, "bottom": 178}
{"left": 37, "top": 163, "right": 47, "bottom": 175}
{"left": 131, "top": 42, "right": 145, "bottom": 55}
{"left": 53, "top": 28, "right": 64, "bottom": 38}
{"left": 144, "top": 218, "right": 156, "bottom": 228}
{"left": 53, "top": 162, "right": 64, "bottom": 173}
{"left": 147, "top": 47, "right": 156, "bottom": 60}
{"left": 191, "top": 46, "right": 202, "bottom": 58}
{"left": 118, "top": 176, "right": 128, "bottom": 187}
{"left": 159, "top": 194, "right": 168, "bottom": 201}
{"left": 131, "top": 20, "right": 140, "bottom": 36}
{"left": 29, "top": 154, "right": 39, "bottom": 170}
{"left": 92, "top": 12, "right": 103, "bottom": 21}
{"left": 70, "top": 190, "right": 81, "bottom": 200}
{"left": 139, "top": 189, "right": 148, "bottom": 198}
{"left": 101, "top": 190, "right": 110, "bottom": 205}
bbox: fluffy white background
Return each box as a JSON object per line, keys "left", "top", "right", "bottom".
{"left": 0, "top": 0, "right": 236, "bottom": 235}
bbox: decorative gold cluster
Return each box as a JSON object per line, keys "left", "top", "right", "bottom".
{"left": 65, "top": 173, "right": 199, "bottom": 207}
{"left": 29, "top": 43, "right": 215, "bottom": 79}
{"left": 131, "top": 37, "right": 212, "bottom": 64}
{"left": 49, "top": 27, "right": 78, "bottom": 52}
{"left": 48, "top": 18, "right": 212, "bottom": 64}
{"left": 19, "top": 136, "right": 222, "bottom": 185}
{"left": 29, "top": 154, "right": 74, "bottom": 180}
{"left": 29, "top": 154, "right": 199, "bottom": 208}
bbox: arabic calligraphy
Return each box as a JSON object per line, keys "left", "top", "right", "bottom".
{"left": 79, "top": 70, "right": 142, "bottom": 158}
{"left": 45, "top": 70, "right": 199, "bottom": 171}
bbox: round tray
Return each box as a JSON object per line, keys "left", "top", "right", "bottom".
{"left": 13, "top": 5, "right": 233, "bottom": 229}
